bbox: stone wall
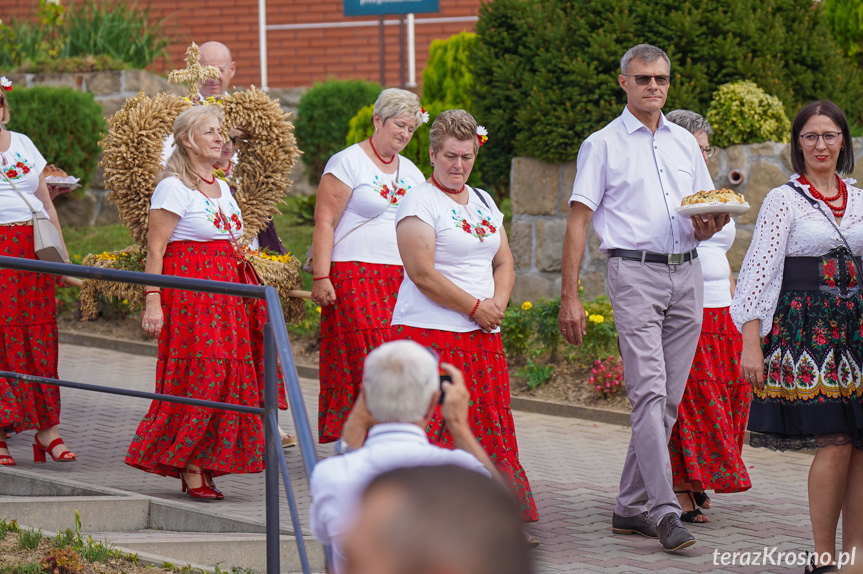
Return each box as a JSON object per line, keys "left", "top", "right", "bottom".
{"left": 510, "top": 138, "right": 863, "bottom": 304}
{"left": 8, "top": 72, "right": 315, "bottom": 227}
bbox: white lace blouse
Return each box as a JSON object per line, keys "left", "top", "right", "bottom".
{"left": 730, "top": 174, "right": 863, "bottom": 336}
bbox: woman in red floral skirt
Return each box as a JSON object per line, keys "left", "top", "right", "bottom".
{"left": 391, "top": 110, "right": 538, "bottom": 526}
{"left": 665, "top": 110, "right": 750, "bottom": 524}
{"left": 0, "top": 80, "right": 77, "bottom": 466}
{"left": 125, "top": 105, "right": 264, "bottom": 501}
{"left": 310, "top": 88, "right": 426, "bottom": 443}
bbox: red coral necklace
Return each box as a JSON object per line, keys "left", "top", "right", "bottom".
{"left": 430, "top": 174, "right": 465, "bottom": 195}
{"left": 368, "top": 136, "right": 395, "bottom": 164}
{"left": 198, "top": 172, "right": 216, "bottom": 185}
{"left": 799, "top": 174, "right": 847, "bottom": 217}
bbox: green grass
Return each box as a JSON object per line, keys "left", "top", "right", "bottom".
{"left": 16, "top": 528, "right": 42, "bottom": 551}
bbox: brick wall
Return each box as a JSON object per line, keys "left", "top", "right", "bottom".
{"left": 0, "top": 0, "right": 480, "bottom": 89}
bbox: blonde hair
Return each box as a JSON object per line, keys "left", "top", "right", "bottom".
{"left": 0, "top": 95, "right": 10, "bottom": 125}
{"left": 429, "top": 109, "right": 478, "bottom": 154}
{"left": 373, "top": 88, "right": 423, "bottom": 127}
{"left": 163, "top": 105, "right": 223, "bottom": 188}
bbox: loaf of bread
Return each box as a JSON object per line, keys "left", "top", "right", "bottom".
{"left": 681, "top": 189, "right": 745, "bottom": 206}
{"left": 43, "top": 164, "right": 69, "bottom": 179}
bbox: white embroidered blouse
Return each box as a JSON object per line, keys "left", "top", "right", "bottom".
{"left": 730, "top": 174, "right": 863, "bottom": 336}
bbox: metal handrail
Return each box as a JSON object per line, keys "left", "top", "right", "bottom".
{"left": 0, "top": 255, "right": 318, "bottom": 574}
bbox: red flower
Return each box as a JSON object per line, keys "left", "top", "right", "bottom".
{"left": 15, "top": 162, "right": 25, "bottom": 168}
{"left": 823, "top": 260, "right": 837, "bottom": 277}
{"left": 213, "top": 213, "right": 223, "bottom": 228}
{"left": 815, "top": 334, "right": 827, "bottom": 346}
{"left": 5, "top": 169, "right": 18, "bottom": 178}
{"left": 21, "top": 165, "right": 29, "bottom": 174}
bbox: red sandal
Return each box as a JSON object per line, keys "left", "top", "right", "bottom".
{"left": 33, "top": 436, "right": 76, "bottom": 463}
{"left": 181, "top": 469, "right": 220, "bottom": 502}
{"left": 0, "top": 441, "right": 15, "bottom": 466}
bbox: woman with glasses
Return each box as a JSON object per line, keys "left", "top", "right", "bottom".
{"left": 664, "top": 110, "right": 751, "bottom": 525}
{"left": 731, "top": 100, "right": 863, "bottom": 573}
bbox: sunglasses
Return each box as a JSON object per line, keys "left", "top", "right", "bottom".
{"left": 228, "top": 136, "right": 238, "bottom": 145}
{"left": 624, "top": 74, "right": 670, "bottom": 86}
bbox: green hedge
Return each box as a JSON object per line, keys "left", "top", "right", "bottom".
{"left": 473, "top": 0, "right": 863, "bottom": 189}
{"left": 295, "top": 79, "right": 382, "bottom": 185}
{"left": 6, "top": 86, "right": 105, "bottom": 189}
{"left": 422, "top": 32, "right": 476, "bottom": 108}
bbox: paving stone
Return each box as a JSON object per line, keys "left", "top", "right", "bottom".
{"left": 2, "top": 343, "right": 828, "bottom": 574}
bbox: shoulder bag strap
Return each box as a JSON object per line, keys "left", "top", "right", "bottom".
{"left": 332, "top": 158, "right": 401, "bottom": 248}
{"left": 471, "top": 186, "right": 491, "bottom": 210}
{"left": 786, "top": 181, "right": 863, "bottom": 289}
{"left": 1, "top": 169, "right": 40, "bottom": 216}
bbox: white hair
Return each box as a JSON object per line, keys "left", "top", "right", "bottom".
{"left": 362, "top": 340, "right": 439, "bottom": 423}
{"left": 374, "top": 88, "right": 424, "bottom": 127}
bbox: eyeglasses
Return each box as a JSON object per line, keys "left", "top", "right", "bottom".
{"left": 624, "top": 74, "right": 670, "bottom": 86}
{"left": 799, "top": 132, "right": 842, "bottom": 147}
{"left": 700, "top": 146, "right": 716, "bottom": 158}
{"left": 228, "top": 136, "right": 238, "bottom": 145}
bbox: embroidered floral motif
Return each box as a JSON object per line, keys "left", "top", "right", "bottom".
{"left": 1, "top": 155, "right": 33, "bottom": 181}
{"left": 200, "top": 196, "right": 243, "bottom": 234}
{"left": 450, "top": 207, "right": 499, "bottom": 241}
{"left": 374, "top": 175, "right": 409, "bottom": 205}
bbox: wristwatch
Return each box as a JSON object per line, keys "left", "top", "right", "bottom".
{"left": 333, "top": 439, "right": 356, "bottom": 456}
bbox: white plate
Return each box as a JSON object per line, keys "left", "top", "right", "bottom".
{"left": 675, "top": 202, "right": 750, "bottom": 216}
{"left": 47, "top": 181, "right": 82, "bottom": 190}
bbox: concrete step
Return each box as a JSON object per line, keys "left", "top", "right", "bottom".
{"left": 89, "top": 530, "right": 326, "bottom": 573}
{"left": 0, "top": 495, "right": 150, "bottom": 532}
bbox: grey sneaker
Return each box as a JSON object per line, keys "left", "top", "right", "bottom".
{"left": 656, "top": 512, "right": 695, "bottom": 552}
{"left": 612, "top": 512, "right": 658, "bottom": 538}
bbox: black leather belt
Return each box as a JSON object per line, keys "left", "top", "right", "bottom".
{"left": 608, "top": 248, "right": 699, "bottom": 265}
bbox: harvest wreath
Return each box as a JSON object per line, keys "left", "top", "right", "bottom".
{"left": 80, "top": 43, "right": 306, "bottom": 324}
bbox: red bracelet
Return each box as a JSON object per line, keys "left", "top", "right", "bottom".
{"left": 144, "top": 290, "right": 161, "bottom": 297}
{"left": 313, "top": 276, "right": 331, "bottom": 281}
{"left": 468, "top": 298, "right": 481, "bottom": 318}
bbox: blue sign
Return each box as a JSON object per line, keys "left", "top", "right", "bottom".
{"left": 344, "top": 0, "right": 439, "bottom": 16}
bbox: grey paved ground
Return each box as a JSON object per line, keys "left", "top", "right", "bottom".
{"left": 2, "top": 343, "right": 829, "bottom": 573}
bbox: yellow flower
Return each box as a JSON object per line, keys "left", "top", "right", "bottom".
{"left": 122, "top": 299, "right": 129, "bottom": 305}
{"left": 316, "top": 306, "right": 322, "bottom": 314}
{"left": 521, "top": 301, "right": 533, "bottom": 311}
{"left": 588, "top": 314, "right": 605, "bottom": 324}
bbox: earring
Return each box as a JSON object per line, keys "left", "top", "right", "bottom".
{"left": 430, "top": 161, "right": 434, "bottom": 166}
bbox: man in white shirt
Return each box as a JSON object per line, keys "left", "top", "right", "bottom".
{"left": 309, "top": 340, "right": 497, "bottom": 573}
{"left": 341, "top": 464, "right": 532, "bottom": 574}
{"left": 558, "top": 44, "right": 729, "bottom": 552}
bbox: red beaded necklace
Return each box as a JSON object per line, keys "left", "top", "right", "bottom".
{"left": 198, "top": 172, "right": 216, "bottom": 185}
{"left": 799, "top": 174, "right": 847, "bottom": 217}
{"left": 430, "top": 174, "right": 465, "bottom": 195}
{"left": 368, "top": 136, "right": 395, "bottom": 164}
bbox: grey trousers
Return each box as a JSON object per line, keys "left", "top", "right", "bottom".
{"left": 606, "top": 257, "right": 703, "bottom": 523}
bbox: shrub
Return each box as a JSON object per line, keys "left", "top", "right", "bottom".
{"left": 591, "top": 356, "right": 624, "bottom": 399}
{"left": 6, "top": 86, "right": 105, "bottom": 189}
{"left": 824, "top": 0, "right": 863, "bottom": 60}
{"left": 517, "top": 359, "right": 554, "bottom": 389}
{"left": 473, "top": 0, "right": 863, "bottom": 189}
{"left": 0, "top": 0, "right": 169, "bottom": 71}
{"left": 295, "top": 79, "right": 382, "bottom": 185}
{"left": 706, "top": 81, "right": 791, "bottom": 147}
{"left": 422, "top": 32, "right": 477, "bottom": 108}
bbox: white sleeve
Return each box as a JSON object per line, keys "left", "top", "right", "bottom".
{"left": 730, "top": 187, "right": 794, "bottom": 336}
{"left": 569, "top": 136, "right": 605, "bottom": 210}
{"left": 323, "top": 148, "right": 358, "bottom": 189}
{"left": 395, "top": 186, "right": 437, "bottom": 228}
{"left": 150, "top": 178, "right": 192, "bottom": 217}
{"left": 21, "top": 135, "right": 47, "bottom": 176}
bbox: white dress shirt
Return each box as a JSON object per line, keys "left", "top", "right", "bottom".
{"left": 309, "top": 423, "right": 489, "bottom": 574}
{"left": 570, "top": 107, "right": 715, "bottom": 254}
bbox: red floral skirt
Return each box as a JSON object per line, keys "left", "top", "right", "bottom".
{"left": 0, "top": 225, "right": 60, "bottom": 434}
{"left": 391, "top": 325, "right": 539, "bottom": 522}
{"left": 668, "top": 307, "right": 752, "bottom": 493}
{"left": 318, "top": 261, "right": 403, "bottom": 443}
{"left": 125, "top": 241, "right": 265, "bottom": 478}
